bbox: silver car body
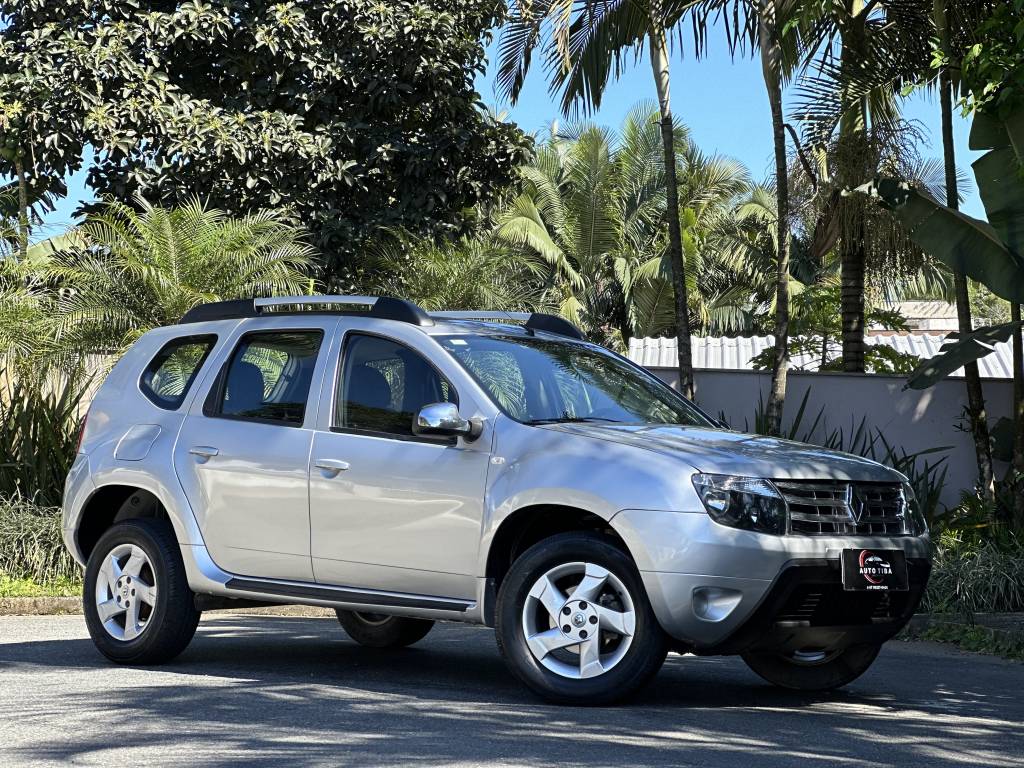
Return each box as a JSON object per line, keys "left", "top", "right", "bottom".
{"left": 63, "top": 302, "right": 930, "bottom": 650}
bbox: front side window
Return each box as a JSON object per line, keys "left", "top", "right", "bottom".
{"left": 215, "top": 331, "right": 323, "bottom": 426}
{"left": 440, "top": 335, "right": 711, "bottom": 426}
{"left": 140, "top": 335, "right": 217, "bottom": 410}
{"left": 336, "top": 334, "right": 456, "bottom": 438}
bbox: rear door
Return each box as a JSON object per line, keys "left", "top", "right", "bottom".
{"left": 174, "top": 317, "right": 337, "bottom": 581}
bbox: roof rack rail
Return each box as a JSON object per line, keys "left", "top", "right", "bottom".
{"left": 179, "top": 295, "right": 433, "bottom": 326}
{"left": 178, "top": 296, "right": 585, "bottom": 340}
{"left": 428, "top": 310, "right": 585, "bottom": 341}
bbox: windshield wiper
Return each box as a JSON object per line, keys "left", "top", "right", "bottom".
{"left": 527, "top": 416, "right": 623, "bottom": 425}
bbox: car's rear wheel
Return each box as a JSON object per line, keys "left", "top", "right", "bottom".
{"left": 82, "top": 519, "right": 200, "bottom": 664}
{"left": 495, "top": 532, "right": 667, "bottom": 705}
{"left": 741, "top": 643, "right": 882, "bottom": 690}
{"left": 335, "top": 610, "right": 434, "bottom": 648}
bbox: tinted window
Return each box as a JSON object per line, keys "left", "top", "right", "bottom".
{"left": 140, "top": 335, "right": 216, "bottom": 410}
{"left": 440, "top": 335, "right": 711, "bottom": 426}
{"left": 216, "top": 331, "right": 323, "bottom": 426}
{"left": 336, "top": 334, "right": 456, "bottom": 437}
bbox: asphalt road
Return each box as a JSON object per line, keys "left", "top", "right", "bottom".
{"left": 1, "top": 614, "right": 1022, "bottom": 767}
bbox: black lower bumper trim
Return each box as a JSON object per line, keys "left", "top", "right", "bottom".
{"left": 705, "top": 558, "right": 931, "bottom": 655}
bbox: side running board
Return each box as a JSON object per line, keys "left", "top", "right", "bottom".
{"left": 224, "top": 577, "right": 473, "bottom": 613}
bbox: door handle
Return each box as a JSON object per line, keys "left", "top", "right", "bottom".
{"left": 314, "top": 458, "right": 350, "bottom": 474}
{"left": 189, "top": 446, "right": 220, "bottom": 459}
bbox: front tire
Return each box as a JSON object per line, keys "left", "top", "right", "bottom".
{"left": 82, "top": 519, "right": 200, "bottom": 664}
{"left": 335, "top": 610, "right": 434, "bottom": 648}
{"left": 495, "top": 532, "right": 668, "bottom": 705}
{"left": 742, "top": 643, "right": 882, "bottom": 691}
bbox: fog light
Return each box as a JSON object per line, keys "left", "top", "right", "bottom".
{"left": 692, "top": 587, "right": 743, "bottom": 622}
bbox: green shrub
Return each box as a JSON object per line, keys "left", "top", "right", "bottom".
{"left": 0, "top": 371, "right": 90, "bottom": 506}
{"left": 0, "top": 496, "right": 80, "bottom": 585}
{"left": 923, "top": 530, "right": 1024, "bottom": 614}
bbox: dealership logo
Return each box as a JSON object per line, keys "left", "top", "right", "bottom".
{"left": 858, "top": 550, "right": 893, "bottom": 585}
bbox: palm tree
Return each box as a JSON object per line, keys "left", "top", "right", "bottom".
{"left": 791, "top": 0, "right": 932, "bottom": 372}
{"left": 497, "top": 0, "right": 699, "bottom": 397}
{"left": 932, "top": 0, "right": 996, "bottom": 502}
{"left": 495, "top": 106, "right": 750, "bottom": 349}
{"left": 495, "top": 122, "right": 627, "bottom": 346}
{"left": 49, "top": 196, "right": 314, "bottom": 354}
{"left": 694, "top": 0, "right": 806, "bottom": 434}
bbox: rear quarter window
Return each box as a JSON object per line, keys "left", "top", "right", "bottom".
{"left": 139, "top": 335, "right": 217, "bottom": 410}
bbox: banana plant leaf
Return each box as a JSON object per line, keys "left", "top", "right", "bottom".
{"left": 851, "top": 178, "right": 1024, "bottom": 304}
{"left": 905, "top": 321, "right": 1024, "bottom": 390}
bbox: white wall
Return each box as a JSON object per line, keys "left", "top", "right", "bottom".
{"left": 646, "top": 367, "right": 1013, "bottom": 509}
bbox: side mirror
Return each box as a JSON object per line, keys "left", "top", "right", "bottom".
{"left": 413, "top": 402, "right": 482, "bottom": 441}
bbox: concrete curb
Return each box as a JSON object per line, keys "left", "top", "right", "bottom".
{"left": 0, "top": 596, "right": 335, "bottom": 618}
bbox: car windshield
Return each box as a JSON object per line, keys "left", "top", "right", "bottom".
{"left": 439, "top": 334, "right": 712, "bottom": 426}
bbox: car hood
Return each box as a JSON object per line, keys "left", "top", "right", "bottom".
{"left": 543, "top": 423, "right": 904, "bottom": 483}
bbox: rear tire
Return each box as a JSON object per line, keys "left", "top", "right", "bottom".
{"left": 83, "top": 519, "right": 200, "bottom": 665}
{"left": 495, "top": 532, "right": 667, "bottom": 705}
{"left": 742, "top": 643, "right": 882, "bottom": 691}
{"left": 335, "top": 610, "right": 434, "bottom": 648}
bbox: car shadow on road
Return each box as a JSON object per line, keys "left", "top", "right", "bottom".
{"left": 3, "top": 615, "right": 1023, "bottom": 767}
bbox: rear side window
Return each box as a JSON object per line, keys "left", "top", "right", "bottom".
{"left": 140, "top": 335, "right": 217, "bottom": 410}
{"left": 214, "top": 330, "right": 323, "bottom": 426}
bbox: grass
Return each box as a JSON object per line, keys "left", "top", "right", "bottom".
{"left": 0, "top": 574, "right": 80, "bottom": 598}
{"left": 919, "top": 623, "right": 1024, "bottom": 662}
{"left": 922, "top": 530, "right": 1024, "bottom": 615}
{"left": 0, "top": 495, "right": 80, "bottom": 584}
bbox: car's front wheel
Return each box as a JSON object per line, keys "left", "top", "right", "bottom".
{"left": 741, "top": 643, "right": 882, "bottom": 690}
{"left": 496, "top": 532, "right": 668, "bottom": 705}
{"left": 82, "top": 519, "right": 200, "bottom": 664}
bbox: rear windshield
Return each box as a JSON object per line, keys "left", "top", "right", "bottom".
{"left": 439, "top": 335, "right": 711, "bottom": 426}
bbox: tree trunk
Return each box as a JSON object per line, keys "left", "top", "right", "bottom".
{"left": 648, "top": 24, "right": 694, "bottom": 401}
{"left": 760, "top": 0, "right": 790, "bottom": 436}
{"left": 839, "top": 0, "right": 868, "bottom": 373}
{"left": 14, "top": 153, "right": 28, "bottom": 261}
{"left": 840, "top": 239, "right": 866, "bottom": 372}
{"left": 937, "top": 1, "right": 995, "bottom": 503}
{"left": 1013, "top": 303, "right": 1024, "bottom": 527}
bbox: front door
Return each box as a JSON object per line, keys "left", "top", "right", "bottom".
{"left": 174, "top": 322, "right": 332, "bottom": 581}
{"left": 309, "top": 331, "right": 489, "bottom": 600}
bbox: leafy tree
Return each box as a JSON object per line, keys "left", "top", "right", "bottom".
{"left": 0, "top": 1, "right": 530, "bottom": 280}
{"left": 748, "top": 284, "right": 920, "bottom": 373}
{"left": 48, "top": 197, "right": 314, "bottom": 354}
{"left": 497, "top": 0, "right": 701, "bottom": 398}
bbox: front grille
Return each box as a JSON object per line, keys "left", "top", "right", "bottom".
{"left": 774, "top": 480, "right": 910, "bottom": 536}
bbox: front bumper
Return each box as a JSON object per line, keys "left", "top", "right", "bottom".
{"left": 611, "top": 508, "right": 931, "bottom": 650}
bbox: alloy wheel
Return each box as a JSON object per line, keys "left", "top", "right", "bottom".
{"left": 94, "top": 543, "right": 158, "bottom": 641}
{"left": 520, "top": 561, "right": 636, "bottom": 680}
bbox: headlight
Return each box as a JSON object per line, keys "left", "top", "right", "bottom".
{"left": 903, "top": 482, "right": 928, "bottom": 536}
{"left": 692, "top": 474, "right": 786, "bottom": 535}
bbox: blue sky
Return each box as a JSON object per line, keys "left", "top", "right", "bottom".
{"left": 35, "top": 23, "right": 984, "bottom": 239}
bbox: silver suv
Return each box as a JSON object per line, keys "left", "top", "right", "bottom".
{"left": 63, "top": 295, "right": 931, "bottom": 704}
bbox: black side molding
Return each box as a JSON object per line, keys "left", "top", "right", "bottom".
{"left": 224, "top": 577, "right": 472, "bottom": 612}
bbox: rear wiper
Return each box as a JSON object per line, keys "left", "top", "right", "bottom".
{"left": 527, "top": 416, "right": 622, "bottom": 425}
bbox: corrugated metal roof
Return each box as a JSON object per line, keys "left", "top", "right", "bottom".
{"left": 627, "top": 333, "right": 1015, "bottom": 379}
